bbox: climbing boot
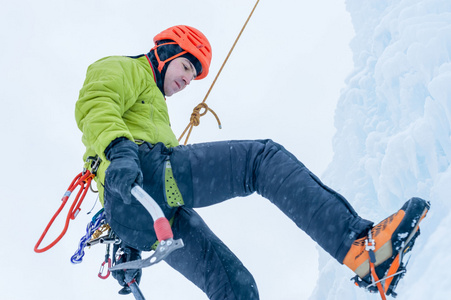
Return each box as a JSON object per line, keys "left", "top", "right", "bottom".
{"left": 343, "top": 197, "right": 430, "bottom": 297}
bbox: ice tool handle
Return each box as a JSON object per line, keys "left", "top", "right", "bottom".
{"left": 131, "top": 185, "right": 173, "bottom": 241}
{"left": 109, "top": 186, "right": 184, "bottom": 271}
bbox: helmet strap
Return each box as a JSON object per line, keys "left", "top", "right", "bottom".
{"left": 152, "top": 42, "right": 188, "bottom": 72}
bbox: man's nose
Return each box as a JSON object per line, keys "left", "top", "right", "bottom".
{"left": 184, "top": 76, "right": 192, "bottom": 86}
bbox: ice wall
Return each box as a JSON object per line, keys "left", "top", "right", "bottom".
{"left": 311, "top": 0, "right": 451, "bottom": 299}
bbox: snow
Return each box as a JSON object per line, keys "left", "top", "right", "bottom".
{"left": 1, "top": 0, "right": 450, "bottom": 299}
{"left": 310, "top": 0, "right": 451, "bottom": 299}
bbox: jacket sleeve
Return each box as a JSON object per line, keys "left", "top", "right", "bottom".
{"left": 75, "top": 57, "right": 143, "bottom": 161}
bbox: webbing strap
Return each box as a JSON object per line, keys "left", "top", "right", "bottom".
{"left": 365, "top": 231, "right": 387, "bottom": 300}
{"left": 368, "top": 250, "right": 387, "bottom": 300}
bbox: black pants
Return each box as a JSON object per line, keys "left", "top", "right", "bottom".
{"left": 104, "top": 140, "right": 373, "bottom": 300}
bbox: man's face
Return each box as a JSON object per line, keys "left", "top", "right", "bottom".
{"left": 164, "top": 57, "right": 197, "bottom": 97}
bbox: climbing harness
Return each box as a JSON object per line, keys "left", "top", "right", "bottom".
{"left": 34, "top": 156, "right": 100, "bottom": 253}
{"left": 178, "top": 0, "right": 261, "bottom": 145}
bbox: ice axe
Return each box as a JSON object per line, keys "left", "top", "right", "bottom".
{"left": 110, "top": 185, "right": 184, "bottom": 299}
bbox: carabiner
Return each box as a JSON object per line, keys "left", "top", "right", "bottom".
{"left": 98, "top": 242, "right": 112, "bottom": 279}
{"left": 98, "top": 258, "right": 111, "bottom": 279}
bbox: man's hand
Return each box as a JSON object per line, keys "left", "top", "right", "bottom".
{"left": 112, "top": 243, "right": 143, "bottom": 295}
{"left": 105, "top": 137, "right": 143, "bottom": 204}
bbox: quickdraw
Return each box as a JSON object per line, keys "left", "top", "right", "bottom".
{"left": 70, "top": 210, "right": 121, "bottom": 280}
{"left": 70, "top": 209, "right": 110, "bottom": 264}
{"left": 34, "top": 157, "right": 100, "bottom": 253}
{"left": 98, "top": 243, "right": 112, "bottom": 279}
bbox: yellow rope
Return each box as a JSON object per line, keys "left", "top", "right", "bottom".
{"left": 178, "top": 0, "right": 261, "bottom": 145}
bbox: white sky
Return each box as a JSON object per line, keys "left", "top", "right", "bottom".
{"left": 0, "top": 1, "right": 354, "bottom": 299}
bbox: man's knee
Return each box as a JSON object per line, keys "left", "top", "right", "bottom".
{"left": 208, "top": 266, "right": 259, "bottom": 300}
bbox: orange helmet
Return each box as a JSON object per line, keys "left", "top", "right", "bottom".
{"left": 152, "top": 25, "right": 212, "bottom": 80}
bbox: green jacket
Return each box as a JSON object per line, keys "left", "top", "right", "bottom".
{"left": 75, "top": 55, "right": 179, "bottom": 204}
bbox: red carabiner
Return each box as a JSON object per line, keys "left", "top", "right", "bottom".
{"left": 98, "top": 258, "right": 112, "bottom": 279}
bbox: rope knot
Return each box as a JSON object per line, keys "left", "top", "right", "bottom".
{"left": 190, "top": 103, "right": 210, "bottom": 127}
{"left": 178, "top": 102, "right": 221, "bottom": 145}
